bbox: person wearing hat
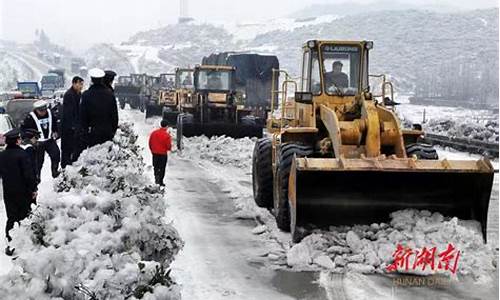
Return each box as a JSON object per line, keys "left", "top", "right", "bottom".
{"left": 21, "top": 128, "right": 41, "bottom": 186}
{"left": 61, "top": 76, "right": 84, "bottom": 168}
{"left": 79, "top": 68, "right": 119, "bottom": 148}
{"left": 103, "top": 70, "right": 117, "bottom": 93}
{"left": 324, "top": 60, "right": 349, "bottom": 90}
{"left": 0, "top": 129, "right": 38, "bottom": 254}
{"left": 148, "top": 119, "right": 172, "bottom": 186}
{"left": 21, "top": 99, "right": 61, "bottom": 178}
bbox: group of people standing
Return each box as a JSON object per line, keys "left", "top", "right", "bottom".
{"left": 0, "top": 68, "right": 119, "bottom": 255}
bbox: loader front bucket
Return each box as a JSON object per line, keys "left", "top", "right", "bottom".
{"left": 145, "top": 104, "right": 163, "bottom": 119}
{"left": 181, "top": 123, "right": 263, "bottom": 139}
{"left": 288, "top": 157, "right": 494, "bottom": 242}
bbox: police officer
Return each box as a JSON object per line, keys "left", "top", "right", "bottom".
{"left": 21, "top": 100, "right": 61, "bottom": 178}
{"left": 20, "top": 128, "right": 41, "bottom": 185}
{"left": 0, "top": 129, "right": 38, "bottom": 255}
{"left": 61, "top": 76, "right": 84, "bottom": 168}
{"left": 103, "top": 70, "right": 117, "bottom": 93}
{"left": 80, "top": 68, "right": 119, "bottom": 147}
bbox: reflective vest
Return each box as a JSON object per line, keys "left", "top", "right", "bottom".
{"left": 29, "top": 109, "right": 52, "bottom": 142}
{"left": 20, "top": 144, "right": 33, "bottom": 150}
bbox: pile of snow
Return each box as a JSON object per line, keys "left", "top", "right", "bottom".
{"left": 181, "top": 135, "right": 256, "bottom": 170}
{"left": 0, "top": 123, "right": 183, "bottom": 300}
{"left": 425, "top": 119, "right": 499, "bottom": 143}
{"left": 282, "top": 209, "right": 496, "bottom": 283}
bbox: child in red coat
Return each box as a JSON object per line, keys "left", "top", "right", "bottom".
{"left": 148, "top": 120, "right": 172, "bottom": 186}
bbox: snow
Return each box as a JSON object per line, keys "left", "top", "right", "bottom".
{"left": 218, "top": 15, "right": 340, "bottom": 42}
{"left": 177, "top": 132, "right": 498, "bottom": 287}
{"left": 0, "top": 123, "right": 183, "bottom": 299}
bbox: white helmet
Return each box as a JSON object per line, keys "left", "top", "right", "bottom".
{"left": 33, "top": 100, "right": 48, "bottom": 110}
{"left": 89, "top": 68, "right": 105, "bottom": 78}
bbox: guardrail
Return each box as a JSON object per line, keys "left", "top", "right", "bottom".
{"left": 423, "top": 133, "right": 499, "bottom": 158}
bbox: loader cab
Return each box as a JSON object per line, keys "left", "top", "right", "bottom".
{"left": 131, "top": 74, "right": 147, "bottom": 87}
{"left": 117, "top": 76, "right": 132, "bottom": 87}
{"left": 175, "top": 68, "right": 194, "bottom": 90}
{"left": 193, "top": 66, "right": 234, "bottom": 94}
{"left": 160, "top": 73, "right": 176, "bottom": 90}
{"left": 299, "top": 40, "right": 371, "bottom": 101}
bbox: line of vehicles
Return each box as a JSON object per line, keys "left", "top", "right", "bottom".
{"left": 123, "top": 41, "right": 492, "bottom": 243}
{"left": 115, "top": 53, "right": 280, "bottom": 147}
{"left": 0, "top": 69, "right": 66, "bottom": 150}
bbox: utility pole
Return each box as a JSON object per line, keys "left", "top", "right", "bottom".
{"left": 178, "top": 0, "right": 193, "bottom": 23}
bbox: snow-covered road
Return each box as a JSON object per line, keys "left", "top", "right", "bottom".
{"left": 128, "top": 110, "right": 329, "bottom": 300}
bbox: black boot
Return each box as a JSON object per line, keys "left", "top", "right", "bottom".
{"left": 5, "top": 245, "right": 15, "bottom": 256}
{"left": 52, "top": 166, "right": 61, "bottom": 178}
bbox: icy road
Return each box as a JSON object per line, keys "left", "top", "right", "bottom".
{"left": 0, "top": 108, "right": 498, "bottom": 300}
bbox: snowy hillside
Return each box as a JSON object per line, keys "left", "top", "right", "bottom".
{"left": 90, "top": 8, "right": 498, "bottom": 96}
{"left": 0, "top": 8, "right": 497, "bottom": 97}
{"left": 290, "top": 0, "right": 461, "bottom": 18}
{"left": 248, "top": 8, "right": 499, "bottom": 91}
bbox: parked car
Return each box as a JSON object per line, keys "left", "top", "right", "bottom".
{"left": 0, "top": 113, "right": 15, "bottom": 151}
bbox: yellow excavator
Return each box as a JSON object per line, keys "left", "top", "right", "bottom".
{"left": 252, "top": 40, "right": 494, "bottom": 242}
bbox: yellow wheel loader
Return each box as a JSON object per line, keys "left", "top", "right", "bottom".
{"left": 176, "top": 65, "right": 264, "bottom": 150}
{"left": 252, "top": 40, "right": 494, "bottom": 242}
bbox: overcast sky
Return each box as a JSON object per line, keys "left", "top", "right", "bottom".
{"left": 0, "top": 0, "right": 497, "bottom": 52}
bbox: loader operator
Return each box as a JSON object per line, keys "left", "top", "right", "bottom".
{"left": 324, "top": 61, "right": 349, "bottom": 89}
{"left": 21, "top": 100, "right": 61, "bottom": 178}
{"left": 167, "top": 78, "right": 175, "bottom": 89}
{"left": 207, "top": 73, "right": 222, "bottom": 90}
{"left": 182, "top": 75, "right": 192, "bottom": 87}
{"left": 80, "top": 68, "right": 119, "bottom": 148}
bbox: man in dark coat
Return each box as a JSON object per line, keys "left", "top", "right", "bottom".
{"left": 0, "top": 129, "right": 38, "bottom": 254}
{"left": 61, "top": 76, "right": 84, "bottom": 168}
{"left": 80, "top": 68, "right": 119, "bottom": 147}
{"left": 21, "top": 100, "right": 61, "bottom": 178}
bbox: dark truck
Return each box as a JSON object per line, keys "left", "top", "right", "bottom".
{"left": 17, "top": 82, "right": 41, "bottom": 98}
{"left": 201, "top": 53, "right": 279, "bottom": 124}
{"left": 115, "top": 75, "right": 142, "bottom": 110}
{"left": 41, "top": 69, "right": 65, "bottom": 98}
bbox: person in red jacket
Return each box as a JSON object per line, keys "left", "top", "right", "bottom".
{"left": 148, "top": 120, "right": 172, "bottom": 186}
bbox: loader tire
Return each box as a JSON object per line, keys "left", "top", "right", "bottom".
{"left": 275, "top": 143, "right": 314, "bottom": 232}
{"left": 406, "top": 143, "right": 438, "bottom": 160}
{"left": 241, "top": 115, "right": 257, "bottom": 126}
{"left": 252, "top": 138, "right": 273, "bottom": 208}
{"left": 176, "top": 113, "right": 193, "bottom": 151}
